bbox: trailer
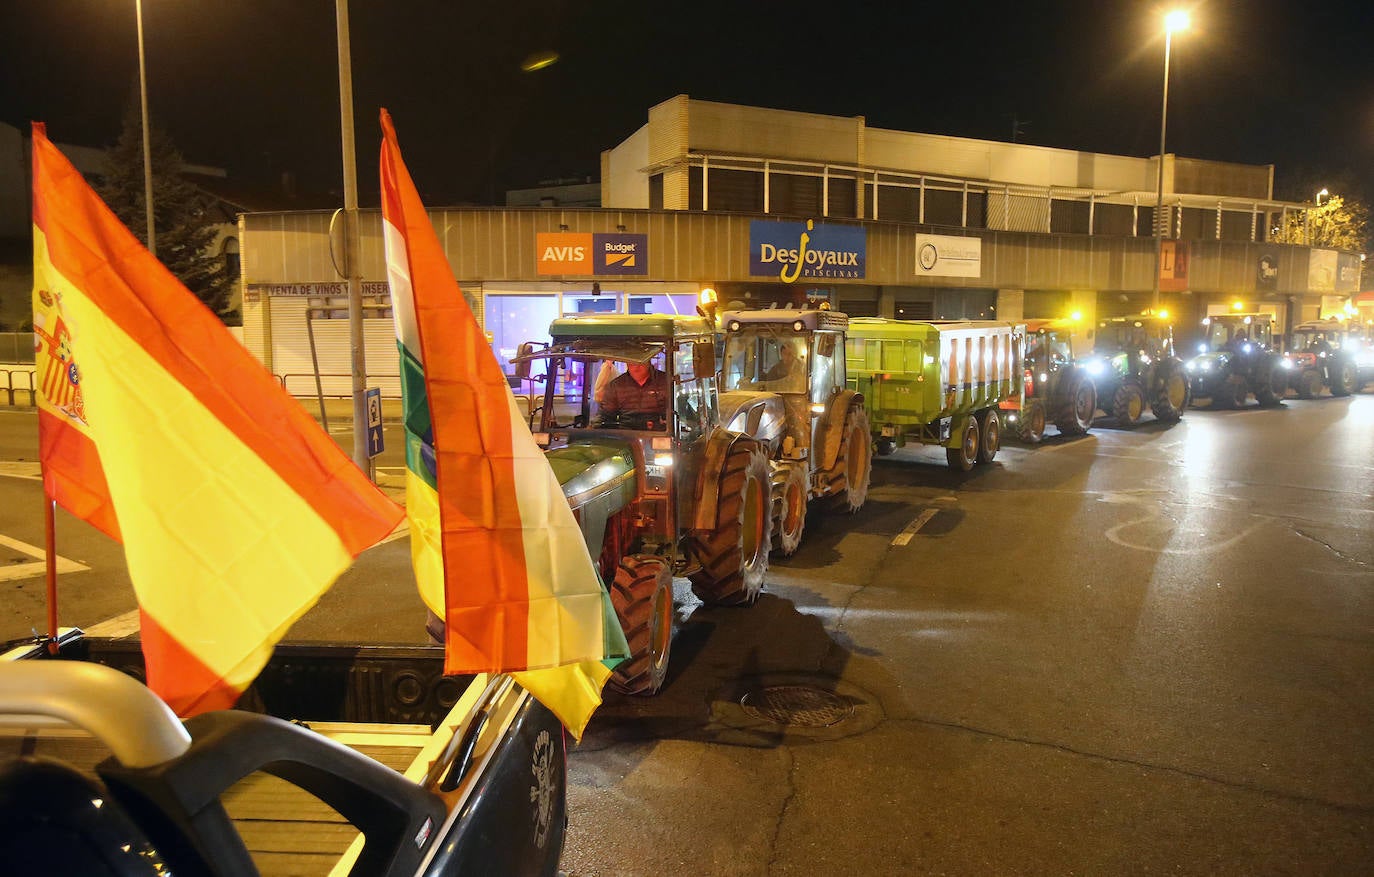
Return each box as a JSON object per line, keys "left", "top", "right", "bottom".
{"left": 845, "top": 319, "right": 1025, "bottom": 470}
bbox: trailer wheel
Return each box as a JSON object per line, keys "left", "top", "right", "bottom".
{"left": 946, "top": 415, "right": 979, "bottom": 471}
{"left": 1296, "top": 369, "right": 1322, "bottom": 398}
{"left": 1017, "top": 399, "right": 1046, "bottom": 444}
{"left": 689, "top": 441, "right": 771, "bottom": 606}
{"left": 822, "top": 405, "right": 872, "bottom": 514}
{"left": 975, "top": 409, "right": 999, "bottom": 464}
{"left": 1152, "top": 365, "right": 1189, "bottom": 422}
{"left": 1330, "top": 361, "right": 1357, "bottom": 397}
{"left": 608, "top": 555, "right": 674, "bottom": 696}
{"left": 1054, "top": 375, "right": 1095, "bottom": 435}
{"left": 1112, "top": 380, "right": 1145, "bottom": 427}
{"left": 769, "top": 463, "right": 808, "bottom": 557}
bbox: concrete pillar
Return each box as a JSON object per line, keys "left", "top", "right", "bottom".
{"left": 878, "top": 287, "right": 897, "bottom": 318}
{"left": 996, "top": 288, "right": 1025, "bottom": 322}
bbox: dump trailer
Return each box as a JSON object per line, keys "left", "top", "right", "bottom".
{"left": 846, "top": 319, "right": 1025, "bottom": 471}
{"left": 512, "top": 313, "right": 771, "bottom": 696}
{"left": 715, "top": 307, "right": 872, "bottom": 555}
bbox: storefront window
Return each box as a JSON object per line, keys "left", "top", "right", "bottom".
{"left": 628, "top": 294, "right": 697, "bottom": 316}
{"left": 487, "top": 294, "right": 558, "bottom": 376}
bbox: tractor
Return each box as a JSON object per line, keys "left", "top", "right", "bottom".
{"left": 1079, "top": 314, "right": 1190, "bottom": 426}
{"left": 714, "top": 308, "right": 872, "bottom": 556}
{"left": 1000, "top": 319, "right": 1097, "bottom": 443}
{"left": 1183, "top": 313, "right": 1289, "bottom": 408}
{"left": 1284, "top": 319, "right": 1374, "bottom": 398}
{"left": 512, "top": 314, "right": 771, "bottom": 696}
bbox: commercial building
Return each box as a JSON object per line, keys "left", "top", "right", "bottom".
{"left": 237, "top": 96, "right": 1363, "bottom": 395}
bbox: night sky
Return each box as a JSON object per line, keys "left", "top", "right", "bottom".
{"left": 2, "top": 0, "right": 1371, "bottom": 209}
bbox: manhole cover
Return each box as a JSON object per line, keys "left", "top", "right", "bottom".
{"left": 739, "top": 685, "right": 854, "bottom": 727}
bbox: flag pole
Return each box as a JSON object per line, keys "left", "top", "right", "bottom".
{"left": 44, "top": 497, "right": 59, "bottom": 655}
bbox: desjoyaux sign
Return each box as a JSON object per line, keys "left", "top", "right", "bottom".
{"left": 749, "top": 220, "right": 866, "bottom": 283}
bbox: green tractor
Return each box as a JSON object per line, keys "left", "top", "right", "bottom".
{"left": 1000, "top": 319, "right": 1097, "bottom": 443}
{"left": 1183, "top": 313, "right": 1288, "bottom": 408}
{"left": 714, "top": 308, "right": 872, "bottom": 556}
{"left": 1079, "top": 315, "right": 1190, "bottom": 426}
{"left": 513, "top": 314, "right": 771, "bottom": 696}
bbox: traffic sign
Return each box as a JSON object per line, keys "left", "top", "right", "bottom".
{"left": 365, "top": 387, "right": 384, "bottom": 458}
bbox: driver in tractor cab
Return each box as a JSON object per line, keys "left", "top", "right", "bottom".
{"left": 762, "top": 340, "right": 807, "bottom": 391}
{"left": 600, "top": 361, "right": 669, "bottom": 420}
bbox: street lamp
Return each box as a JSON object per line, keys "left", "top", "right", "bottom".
{"left": 134, "top": 0, "right": 155, "bottom": 256}
{"left": 1151, "top": 9, "right": 1189, "bottom": 310}
{"left": 1316, "top": 188, "right": 1329, "bottom": 206}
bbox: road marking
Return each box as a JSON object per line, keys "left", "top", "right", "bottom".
{"left": 84, "top": 609, "right": 141, "bottom": 638}
{"left": 892, "top": 508, "right": 939, "bottom": 546}
{"left": 0, "top": 533, "right": 89, "bottom": 581}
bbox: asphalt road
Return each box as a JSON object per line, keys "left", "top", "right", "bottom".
{"left": 1, "top": 394, "right": 1371, "bottom": 874}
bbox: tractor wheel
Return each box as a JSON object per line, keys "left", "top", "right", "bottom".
{"left": 607, "top": 555, "right": 674, "bottom": 696}
{"left": 1111, "top": 380, "right": 1146, "bottom": 427}
{"left": 769, "top": 463, "right": 808, "bottom": 557}
{"left": 1054, "top": 375, "right": 1096, "bottom": 435}
{"left": 1256, "top": 361, "right": 1287, "bottom": 407}
{"left": 1223, "top": 375, "right": 1248, "bottom": 408}
{"left": 689, "top": 441, "right": 771, "bottom": 607}
{"left": 1152, "top": 365, "right": 1189, "bottom": 422}
{"left": 1017, "top": 399, "right": 1046, "bottom": 444}
{"left": 946, "top": 415, "right": 979, "bottom": 472}
{"left": 822, "top": 405, "right": 872, "bottom": 514}
{"left": 1296, "top": 369, "right": 1322, "bottom": 399}
{"left": 975, "top": 409, "right": 1000, "bottom": 464}
{"left": 1330, "top": 361, "right": 1357, "bottom": 397}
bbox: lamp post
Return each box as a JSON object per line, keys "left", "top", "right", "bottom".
{"left": 1151, "top": 9, "right": 1189, "bottom": 310}
{"left": 134, "top": 0, "right": 156, "bottom": 256}
{"left": 1315, "top": 187, "right": 1328, "bottom": 206}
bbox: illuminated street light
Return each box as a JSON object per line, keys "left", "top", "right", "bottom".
{"left": 1151, "top": 9, "right": 1190, "bottom": 310}
{"left": 134, "top": 0, "right": 155, "bottom": 256}
{"left": 1316, "top": 187, "right": 1329, "bottom": 206}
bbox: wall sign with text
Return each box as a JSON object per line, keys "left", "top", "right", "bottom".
{"left": 914, "top": 233, "right": 982, "bottom": 278}
{"left": 536, "top": 232, "right": 648, "bottom": 276}
{"left": 749, "top": 220, "right": 866, "bottom": 283}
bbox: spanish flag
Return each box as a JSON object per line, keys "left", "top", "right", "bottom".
{"left": 30, "top": 123, "right": 404, "bottom": 716}
{"left": 378, "top": 110, "right": 627, "bottom": 739}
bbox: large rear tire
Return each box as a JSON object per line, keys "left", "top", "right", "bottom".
{"left": 975, "top": 409, "right": 999, "bottom": 464}
{"left": 1112, "top": 380, "right": 1146, "bottom": 427}
{"left": 946, "top": 415, "right": 979, "bottom": 471}
{"left": 1152, "top": 364, "right": 1189, "bottom": 422}
{"left": 822, "top": 405, "right": 872, "bottom": 514}
{"left": 769, "top": 463, "right": 808, "bottom": 557}
{"left": 689, "top": 441, "right": 771, "bottom": 606}
{"left": 1330, "top": 361, "right": 1357, "bottom": 397}
{"left": 1054, "top": 375, "right": 1096, "bottom": 435}
{"left": 608, "top": 555, "right": 673, "bottom": 696}
{"left": 1256, "top": 361, "right": 1287, "bottom": 407}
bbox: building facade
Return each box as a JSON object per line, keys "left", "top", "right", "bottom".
{"left": 237, "top": 96, "right": 1364, "bottom": 396}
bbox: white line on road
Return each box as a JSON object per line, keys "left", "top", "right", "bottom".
{"left": 84, "top": 609, "right": 141, "bottom": 638}
{"left": 0, "top": 533, "right": 89, "bottom": 581}
{"left": 892, "top": 508, "right": 940, "bottom": 546}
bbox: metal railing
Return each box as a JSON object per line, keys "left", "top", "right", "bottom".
{"left": 0, "top": 368, "right": 35, "bottom": 407}
{"left": 655, "top": 152, "right": 1312, "bottom": 243}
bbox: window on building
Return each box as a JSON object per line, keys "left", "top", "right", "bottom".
{"left": 827, "top": 178, "right": 857, "bottom": 219}
{"left": 222, "top": 236, "right": 240, "bottom": 281}
{"left": 649, "top": 174, "right": 663, "bottom": 210}
{"left": 1050, "top": 199, "right": 1090, "bottom": 235}
{"left": 769, "top": 173, "right": 822, "bottom": 217}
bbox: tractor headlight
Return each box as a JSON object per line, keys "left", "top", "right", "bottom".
{"left": 1185, "top": 361, "right": 1196, "bottom": 372}
{"left": 1197, "top": 343, "right": 1207, "bottom": 354}
{"left": 1279, "top": 358, "right": 1292, "bottom": 369}
{"left": 1084, "top": 359, "right": 1106, "bottom": 376}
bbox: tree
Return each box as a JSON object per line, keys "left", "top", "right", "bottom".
{"left": 97, "top": 102, "right": 233, "bottom": 317}
{"left": 1271, "top": 194, "right": 1369, "bottom": 254}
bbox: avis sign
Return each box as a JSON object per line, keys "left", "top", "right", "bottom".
{"left": 536, "top": 232, "right": 648, "bottom": 276}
